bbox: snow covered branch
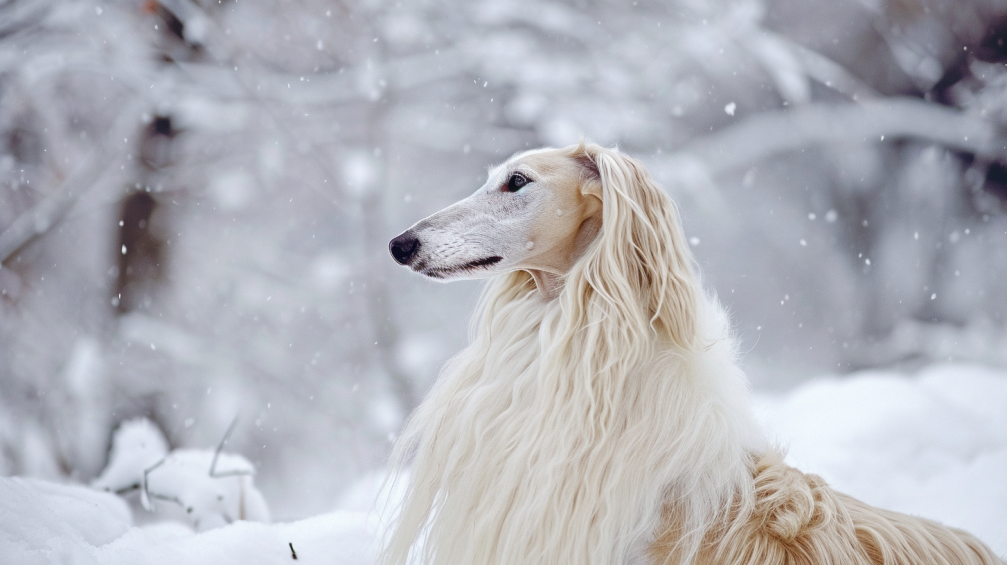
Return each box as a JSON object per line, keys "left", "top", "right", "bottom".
{"left": 93, "top": 419, "right": 269, "bottom": 530}
{"left": 679, "top": 97, "right": 1007, "bottom": 175}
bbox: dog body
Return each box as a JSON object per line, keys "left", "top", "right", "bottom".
{"left": 384, "top": 144, "right": 1003, "bottom": 565}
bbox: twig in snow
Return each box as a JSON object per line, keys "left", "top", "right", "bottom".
{"left": 141, "top": 456, "right": 167, "bottom": 511}
{"left": 209, "top": 416, "right": 251, "bottom": 478}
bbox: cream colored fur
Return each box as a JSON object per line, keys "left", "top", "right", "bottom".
{"left": 383, "top": 143, "right": 1004, "bottom": 565}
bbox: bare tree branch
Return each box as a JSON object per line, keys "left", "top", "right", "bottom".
{"left": 0, "top": 101, "right": 144, "bottom": 264}
{"left": 141, "top": 456, "right": 167, "bottom": 512}
{"left": 209, "top": 417, "right": 252, "bottom": 478}
{"left": 678, "top": 97, "right": 1006, "bottom": 176}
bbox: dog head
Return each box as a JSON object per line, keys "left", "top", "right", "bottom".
{"left": 390, "top": 143, "right": 698, "bottom": 346}
{"left": 388, "top": 144, "right": 603, "bottom": 283}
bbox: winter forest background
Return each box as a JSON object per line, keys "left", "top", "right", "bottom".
{"left": 2, "top": 0, "right": 1007, "bottom": 527}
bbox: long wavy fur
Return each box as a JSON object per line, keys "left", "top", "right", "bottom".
{"left": 380, "top": 144, "right": 1004, "bottom": 565}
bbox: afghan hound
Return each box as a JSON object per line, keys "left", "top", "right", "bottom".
{"left": 383, "top": 142, "right": 1003, "bottom": 565}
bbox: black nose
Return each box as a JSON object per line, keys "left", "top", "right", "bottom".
{"left": 389, "top": 233, "right": 420, "bottom": 265}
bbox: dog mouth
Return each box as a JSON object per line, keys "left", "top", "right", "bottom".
{"left": 421, "top": 256, "right": 503, "bottom": 279}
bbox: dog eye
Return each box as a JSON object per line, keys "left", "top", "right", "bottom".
{"left": 506, "top": 173, "right": 530, "bottom": 192}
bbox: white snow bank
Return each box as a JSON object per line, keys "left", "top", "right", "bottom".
{"left": 94, "top": 510, "right": 375, "bottom": 565}
{"left": 754, "top": 363, "right": 1007, "bottom": 555}
{"left": 0, "top": 475, "right": 376, "bottom": 564}
{"left": 91, "top": 419, "right": 169, "bottom": 495}
{"left": 1, "top": 363, "right": 1004, "bottom": 563}
{"left": 0, "top": 477, "right": 132, "bottom": 564}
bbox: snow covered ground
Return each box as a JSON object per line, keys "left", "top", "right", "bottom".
{"left": 0, "top": 477, "right": 376, "bottom": 564}
{"left": 2, "top": 363, "right": 1005, "bottom": 564}
{"left": 753, "top": 363, "right": 1007, "bottom": 556}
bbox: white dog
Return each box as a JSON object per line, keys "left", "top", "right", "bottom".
{"left": 383, "top": 142, "right": 1002, "bottom": 565}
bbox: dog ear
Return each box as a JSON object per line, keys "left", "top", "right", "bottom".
{"left": 570, "top": 140, "right": 603, "bottom": 200}
{"left": 572, "top": 144, "right": 699, "bottom": 350}
{"left": 574, "top": 154, "right": 602, "bottom": 199}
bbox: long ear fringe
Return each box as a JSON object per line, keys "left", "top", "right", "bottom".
{"left": 567, "top": 144, "right": 701, "bottom": 352}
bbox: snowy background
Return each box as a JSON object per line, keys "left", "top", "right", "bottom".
{"left": 1, "top": 0, "right": 1006, "bottom": 560}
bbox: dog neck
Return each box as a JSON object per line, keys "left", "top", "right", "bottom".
{"left": 528, "top": 269, "right": 563, "bottom": 299}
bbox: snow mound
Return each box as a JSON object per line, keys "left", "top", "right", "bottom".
{"left": 754, "top": 363, "right": 1007, "bottom": 555}
{"left": 95, "top": 510, "right": 375, "bottom": 565}
{"left": 92, "top": 419, "right": 169, "bottom": 494}
{"left": 0, "top": 476, "right": 375, "bottom": 564}
{"left": 135, "top": 449, "right": 270, "bottom": 529}
{"left": 0, "top": 477, "right": 131, "bottom": 564}
{"left": 92, "top": 418, "right": 270, "bottom": 530}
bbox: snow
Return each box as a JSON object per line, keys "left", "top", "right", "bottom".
{"left": 0, "top": 477, "right": 132, "bottom": 563}
{"left": 91, "top": 419, "right": 270, "bottom": 531}
{"left": 1, "top": 363, "right": 1003, "bottom": 563}
{"left": 753, "top": 363, "right": 1007, "bottom": 555}
{"left": 130, "top": 449, "right": 270, "bottom": 530}
{"left": 0, "top": 476, "right": 374, "bottom": 564}
{"left": 91, "top": 420, "right": 169, "bottom": 496}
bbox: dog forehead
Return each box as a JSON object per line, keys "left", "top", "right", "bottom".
{"left": 506, "top": 149, "right": 580, "bottom": 177}
{"left": 482, "top": 149, "right": 571, "bottom": 187}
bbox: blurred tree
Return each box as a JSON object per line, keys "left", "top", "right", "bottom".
{"left": 1, "top": 0, "right": 1007, "bottom": 519}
